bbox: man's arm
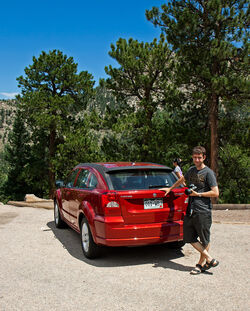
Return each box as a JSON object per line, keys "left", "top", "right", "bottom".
{"left": 190, "top": 186, "right": 219, "bottom": 198}
{"left": 159, "top": 176, "right": 185, "bottom": 196}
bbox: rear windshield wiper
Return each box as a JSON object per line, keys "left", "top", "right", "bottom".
{"left": 148, "top": 185, "right": 167, "bottom": 188}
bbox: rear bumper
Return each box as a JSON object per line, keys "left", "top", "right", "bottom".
{"left": 94, "top": 216, "right": 183, "bottom": 247}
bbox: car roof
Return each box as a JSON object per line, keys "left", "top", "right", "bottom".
{"left": 74, "top": 162, "right": 173, "bottom": 190}
{"left": 75, "top": 162, "right": 172, "bottom": 173}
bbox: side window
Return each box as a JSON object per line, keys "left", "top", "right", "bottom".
{"left": 65, "top": 169, "right": 79, "bottom": 188}
{"left": 89, "top": 173, "right": 98, "bottom": 189}
{"left": 75, "top": 169, "right": 90, "bottom": 189}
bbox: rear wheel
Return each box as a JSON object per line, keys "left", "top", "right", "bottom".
{"left": 80, "top": 218, "right": 101, "bottom": 259}
{"left": 54, "top": 201, "right": 66, "bottom": 228}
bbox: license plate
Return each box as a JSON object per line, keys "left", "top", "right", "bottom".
{"left": 144, "top": 198, "right": 163, "bottom": 210}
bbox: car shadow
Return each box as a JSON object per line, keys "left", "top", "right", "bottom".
{"left": 47, "top": 221, "right": 193, "bottom": 271}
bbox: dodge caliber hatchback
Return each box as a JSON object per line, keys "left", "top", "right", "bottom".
{"left": 54, "top": 162, "right": 188, "bottom": 258}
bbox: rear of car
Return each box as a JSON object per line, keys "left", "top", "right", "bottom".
{"left": 93, "top": 163, "right": 188, "bottom": 247}
{"left": 54, "top": 162, "right": 188, "bottom": 258}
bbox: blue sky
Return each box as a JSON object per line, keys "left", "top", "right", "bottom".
{"left": 0, "top": 0, "right": 163, "bottom": 99}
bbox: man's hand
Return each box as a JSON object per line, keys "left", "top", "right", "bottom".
{"left": 189, "top": 190, "right": 199, "bottom": 196}
{"left": 159, "top": 177, "right": 184, "bottom": 197}
{"left": 159, "top": 187, "right": 171, "bottom": 196}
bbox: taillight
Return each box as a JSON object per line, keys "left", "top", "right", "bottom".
{"left": 102, "top": 192, "right": 121, "bottom": 216}
{"left": 182, "top": 196, "right": 189, "bottom": 219}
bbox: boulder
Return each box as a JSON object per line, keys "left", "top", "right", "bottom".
{"left": 25, "top": 194, "right": 47, "bottom": 203}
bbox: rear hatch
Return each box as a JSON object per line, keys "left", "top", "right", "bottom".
{"left": 107, "top": 168, "right": 187, "bottom": 224}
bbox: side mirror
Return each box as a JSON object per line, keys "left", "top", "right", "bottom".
{"left": 56, "top": 180, "right": 65, "bottom": 188}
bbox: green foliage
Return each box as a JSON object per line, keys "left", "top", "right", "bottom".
{"left": 23, "top": 128, "right": 50, "bottom": 198}
{"left": 16, "top": 50, "right": 95, "bottom": 196}
{"left": 3, "top": 109, "right": 31, "bottom": 201}
{"left": 219, "top": 102, "right": 249, "bottom": 148}
{"left": 104, "top": 35, "right": 177, "bottom": 107}
{"left": 0, "top": 151, "right": 9, "bottom": 203}
{"left": 219, "top": 144, "right": 250, "bottom": 203}
{"left": 53, "top": 111, "right": 104, "bottom": 179}
{"left": 146, "top": 0, "right": 249, "bottom": 176}
{"left": 103, "top": 36, "right": 179, "bottom": 160}
{"left": 217, "top": 101, "right": 249, "bottom": 203}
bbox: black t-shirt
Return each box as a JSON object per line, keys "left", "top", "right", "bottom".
{"left": 184, "top": 166, "right": 217, "bottom": 212}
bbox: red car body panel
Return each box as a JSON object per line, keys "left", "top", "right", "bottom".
{"left": 55, "top": 162, "right": 188, "bottom": 247}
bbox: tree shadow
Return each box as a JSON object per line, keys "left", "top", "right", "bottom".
{"left": 47, "top": 221, "right": 193, "bottom": 271}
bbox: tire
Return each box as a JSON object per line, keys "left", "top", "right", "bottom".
{"left": 80, "top": 218, "right": 101, "bottom": 259}
{"left": 168, "top": 241, "right": 185, "bottom": 249}
{"left": 54, "top": 201, "right": 67, "bottom": 228}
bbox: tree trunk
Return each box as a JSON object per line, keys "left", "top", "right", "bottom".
{"left": 209, "top": 93, "right": 219, "bottom": 203}
{"left": 141, "top": 102, "right": 154, "bottom": 161}
{"left": 48, "top": 124, "right": 56, "bottom": 198}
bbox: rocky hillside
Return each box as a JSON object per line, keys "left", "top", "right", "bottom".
{"left": 0, "top": 100, "right": 16, "bottom": 151}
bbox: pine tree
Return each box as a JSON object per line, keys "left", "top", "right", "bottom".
{"left": 17, "top": 50, "right": 95, "bottom": 197}
{"left": 146, "top": 0, "right": 249, "bottom": 176}
{"left": 103, "top": 36, "right": 178, "bottom": 160}
{"left": 4, "top": 109, "right": 30, "bottom": 200}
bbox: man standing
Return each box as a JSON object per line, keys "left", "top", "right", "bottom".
{"left": 160, "top": 146, "right": 219, "bottom": 274}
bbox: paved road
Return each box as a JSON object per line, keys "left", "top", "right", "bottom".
{"left": 0, "top": 204, "right": 249, "bottom": 311}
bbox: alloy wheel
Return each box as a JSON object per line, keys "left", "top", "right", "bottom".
{"left": 54, "top": 203, "right": 59, "bottom": 225}
{"left": 82, "top": 222, "right": 90, "bottom": 253}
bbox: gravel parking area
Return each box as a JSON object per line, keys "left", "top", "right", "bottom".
{"left": 212, "top": 209, "right": 250, "bottom": 224}
{"left": 0, "top": 204, "right": 249, "bottom": 311}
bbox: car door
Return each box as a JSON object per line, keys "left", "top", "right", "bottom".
{"left": 69, "top": 169, "right": 90, "bottom": 227}
{"left": 61, "top": 169, "right": 80, "bottom": 222}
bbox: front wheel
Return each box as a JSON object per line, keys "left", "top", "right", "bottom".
{"left": 80, "top": 218, "right": 101, "bottom": 259}
{"left": 54, "top": 201, "right": 66, "bottom": 228}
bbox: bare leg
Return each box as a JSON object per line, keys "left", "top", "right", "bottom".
{"left": 198, "top": 243, "right": 210, "bottom": 266}
{"left": 191, "top": 241, "right": 213, "bottom": 263}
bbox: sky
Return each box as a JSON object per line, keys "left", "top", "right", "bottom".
{"left": 0, "top": 0, "right": 163, "bottom": 99}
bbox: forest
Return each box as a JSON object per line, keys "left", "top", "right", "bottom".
{"left": 0, "top": 0, "right": 249, "bottom": 203}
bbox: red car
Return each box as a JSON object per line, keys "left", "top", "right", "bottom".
{"left": 54, "top": 162, "right": 188, "bottom": 258}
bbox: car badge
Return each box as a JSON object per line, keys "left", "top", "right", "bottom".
{"left": 153, "top": 193, "right": 157, "bottom": 197}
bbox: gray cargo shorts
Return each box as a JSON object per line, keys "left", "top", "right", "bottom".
{"left": 183, "top": 211, "right": 212, "bottom": 247}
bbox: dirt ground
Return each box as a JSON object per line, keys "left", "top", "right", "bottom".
{"left": 0, "top": 204, "right": 249, "bottom": 311}
{"left": 212, "top": 209, "right": 250, "bottom": 224}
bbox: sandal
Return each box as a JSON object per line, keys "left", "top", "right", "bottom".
{"left": 203, "top": 259, "right": 219, "bottom": 270}
{"left": 190, "top": 264, "right": 204, "bottom": 275}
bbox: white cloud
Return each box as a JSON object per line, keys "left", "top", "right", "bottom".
{"left": 0, "top": 92, "right": 19, "bottom": 99}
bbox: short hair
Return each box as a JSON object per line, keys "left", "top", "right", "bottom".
{"left": 173, "top": 158, "right": 182, "bottom": 166}
{"left": 192, "top": 146, "right": 206, "bottom": 156}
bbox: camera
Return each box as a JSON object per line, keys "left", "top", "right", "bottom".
{"left": 185, "top": 184, "right": 197, "bottom": 195}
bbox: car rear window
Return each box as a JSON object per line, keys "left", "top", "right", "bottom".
{"left": 108, "top": 169, "right": 178, "bottom": 190}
